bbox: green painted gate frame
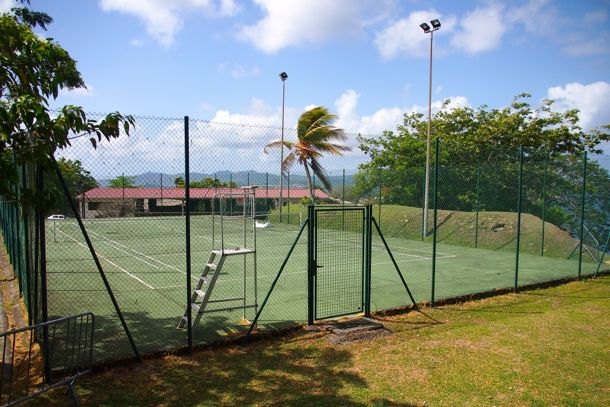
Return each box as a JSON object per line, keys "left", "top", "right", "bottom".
{"left": 307, "top": 205, "right": 370, "bottom": 324}
{"left": 245, "top": 204, "right": 418, "bottom": 339}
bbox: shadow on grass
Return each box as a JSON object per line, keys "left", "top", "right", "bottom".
{"left": 78, "top": 331, "right": 405, "bottom": 406}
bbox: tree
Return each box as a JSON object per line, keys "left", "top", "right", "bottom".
{"left": 0, "top": 3, "right": 134, "bottom": 208}
{"left": 355, "top": 93, "right": 609, "bottom": 242}
{"left": 174, "top": 176, "right": 185, "bottom": 188}
{"left": 109, "top": 175, "right": 137, "bottom": 188}
{"left": 46, "top": 158, "right": 98, "bottom": 213}
{"left": 189, "top": 178, "right": 236, "bottom": 188}
{"left": 264, "top": 106, "right": 350, "bottom": 201}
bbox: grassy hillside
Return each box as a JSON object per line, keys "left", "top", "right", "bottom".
{"left": 271, "top": 204, "right": 588, "bottom": 260}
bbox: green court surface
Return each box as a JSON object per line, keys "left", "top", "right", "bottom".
{"left": 45, "top": 216, "right": 600, "bottom": 362}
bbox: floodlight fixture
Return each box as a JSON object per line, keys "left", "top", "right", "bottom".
{"left": 278, "top": 72, "right": 288, "bottom": 220}
{"left": 420, "top": 18, "right": 441, "bottom": 237}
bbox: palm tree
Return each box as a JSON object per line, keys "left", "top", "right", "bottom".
{"left": 264, "top": 106, "right": 351, "bottom": 202}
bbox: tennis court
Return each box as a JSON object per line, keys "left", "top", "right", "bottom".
{"left": 45, "top": 214, "right": 597, "bottom": 359}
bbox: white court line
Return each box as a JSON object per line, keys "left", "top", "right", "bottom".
{"left": 100, "top": 242, "right": 160, "bottom": 269}
{"left": 84, "top": 229, "right": 201, "bottom": 284}
{"left": 56, "top": 229, "right": 155, "bottom": 289}
{"left": 87, "top": 229, "right": 183, "bottom": 273}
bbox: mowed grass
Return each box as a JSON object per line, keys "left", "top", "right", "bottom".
{"left": 277, "top": 204, "right": 583, "bottom": 259}
{"left": 36, "top": 276, "right": 610, "bottom": 406}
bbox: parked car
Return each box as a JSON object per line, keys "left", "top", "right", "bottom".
{"left": 47, "top": 214, "right": 65, "bottom": 220}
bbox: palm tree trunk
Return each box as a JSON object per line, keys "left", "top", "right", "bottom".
{"left": 303, "top": 161, "right": 315, "bottom": 203}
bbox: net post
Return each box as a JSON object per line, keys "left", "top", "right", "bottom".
{"left": 184, "top": 116, "right": 192, "bottom": 353}
{"left": 431, "top": 138, "right": 439, "bottom": 307}
{"left": 307, "top": 205, "right": 315, "bottom": 325}
{"left": 577, "top": 150, "right": 587, "bottom": 280}
{"left": 515, "top": 145, "right": 524, "bottom": 291}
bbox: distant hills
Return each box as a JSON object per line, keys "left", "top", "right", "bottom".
{"left": 99, "top": 171, "right": 356, "bottom": 189}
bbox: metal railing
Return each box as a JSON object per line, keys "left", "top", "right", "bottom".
{"left": 0, "top": 312, "right": 94, "bottom": 406}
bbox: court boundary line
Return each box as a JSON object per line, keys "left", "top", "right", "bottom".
{"left": 55, "top": 228, "right": 155, "bottom": 289}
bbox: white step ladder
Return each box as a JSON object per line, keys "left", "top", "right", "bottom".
{"left": 177, "top": 247, "right": 256, "bottom": 329}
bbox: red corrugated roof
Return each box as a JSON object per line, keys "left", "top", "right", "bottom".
{"left": 77, "top": 187, "right": 329, "bottom": 199}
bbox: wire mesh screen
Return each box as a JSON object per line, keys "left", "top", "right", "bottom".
{"left": 314, "top": 208, "right": 364, "bottom": 320}
{"left": 1, "top": 109, "right": 608, "bottom": 366}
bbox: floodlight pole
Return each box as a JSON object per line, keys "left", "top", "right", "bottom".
{"left": 422, "top": 22, "right": 440, "bottom": 237}
{"left": 279, "top": 72, "right": 288, "bottom": 222}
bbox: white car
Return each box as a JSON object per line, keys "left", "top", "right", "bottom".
{"left": 47, "top": 214, "right": 65, "bottom": 220}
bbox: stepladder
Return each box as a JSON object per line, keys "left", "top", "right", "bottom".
{"left": 177, "top": 247, "right": 257, "bottom": 329}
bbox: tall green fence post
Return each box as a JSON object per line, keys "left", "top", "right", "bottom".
{"left": 184, "top": 116, "right": 192, "bottom": 353}
{"left": 265, "top": 172, "right": 269, "bottom": 212}
{"left": 36, "top": 164, "right": 51, "bottom": 384}
{"left": 541, "top": 152, "right": 547, "bottom": 256}
{"left": 312, "top": 173, "right": 316, "bottom": 206}
{"left": 378, "top": 169, "right": 382, "bottom": 228}
{"left": 577, "top": 150, "right": 587, "bottom": 280}
{"left": 307, "top": 205, "right": 315, "bottom": 325}
{"left": 342, "top": 169, "right": 345, "bottom": 230}
{"left": 421, "top": 174, "right": 426, "bottom": 241}
{"left": 475, "top": 163, "right": 480, "bottom": 248}
{"left": 431, "top": 139, "right": 440, "bottom": 307}
{"left": 515, "top": 146, "right": 524, "bottom": 291}
{"left": 287, "top": 171, "right": 290, "bottom": 223}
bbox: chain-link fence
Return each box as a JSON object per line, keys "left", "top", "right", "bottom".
{"left": 1, "top": 112, "right": 608, "bottom": 365}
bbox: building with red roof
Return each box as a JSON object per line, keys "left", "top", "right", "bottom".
{"left": 76, "top": 187, "right": 329, "bottom": 218}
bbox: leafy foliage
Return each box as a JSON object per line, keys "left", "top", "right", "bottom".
{"left": 0, "top": 4, "right": 134, "bottom": 207}
{"left": 108, "top": 175, "right": 137, "bottom": 188}
{"left": 356, "top": 94, "right": 609, "bottom": 242}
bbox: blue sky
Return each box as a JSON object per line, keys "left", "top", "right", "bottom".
{"left": 3, "top": 0, "right": 610, "bottom": 174}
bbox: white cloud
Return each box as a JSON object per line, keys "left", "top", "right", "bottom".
{"left": 374, "top": 10, "right": 457, "bottom": 59}
{"left": 59, "top": 83, "right": 96, "bottom": 97}
{"left": 547, "top": 81, "right": 610, "bottom": 131}
{"left": 129, "top": 39, "right": 145, "bottom": 47}
{"left": 334, "top": 89, "right": 469, "bottom": 135}
{"left": 98, "top": 0, "right": 239, "bottom": 47}
{"left": 451, "top": 3, "right": 508, "bottom": 54}
{"left": 230, "top": 64, "right": 261, "bottom": 79}
{"left": 238, "top": 0, "right": 391, "bottom": 53}
{"left": 0, "top": 0, "right": 15, "bottom": 13}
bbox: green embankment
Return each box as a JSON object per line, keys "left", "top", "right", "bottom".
{"left": 272, "top": 204, "right": 589, "bottom": 260}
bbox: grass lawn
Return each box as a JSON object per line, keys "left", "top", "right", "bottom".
{"left": 36, "top": 276, "right": 610, "bottom": 406}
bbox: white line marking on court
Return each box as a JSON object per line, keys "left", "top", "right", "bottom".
{"left": 85, "top": 229, "right": 197, "bottom": 281}
{"left": 56, "top": 228, "right": 155, "bottom": 289}
{"left": 100, "top": 241, "right": 160, "bottom": 269}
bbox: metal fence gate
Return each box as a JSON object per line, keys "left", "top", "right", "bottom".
{"left": 307, "top": 206, "right": 371, "bottom": 323}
